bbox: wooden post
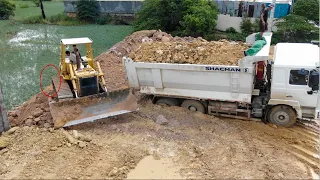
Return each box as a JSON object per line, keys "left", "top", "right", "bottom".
{"left": 0, "top": 82, "right": 10, "bottom": 133}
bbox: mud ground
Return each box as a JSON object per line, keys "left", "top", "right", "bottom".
{"left": 1, "top": 97, "right": 319, "bottom": 179}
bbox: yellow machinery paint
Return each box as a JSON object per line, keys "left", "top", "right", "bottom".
{"left": 49, "top": 37, "right": 138, "bottom": 128}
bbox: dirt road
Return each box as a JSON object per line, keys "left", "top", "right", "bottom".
{"left": 0, "top": 97, "right": 319, "bottom": 179}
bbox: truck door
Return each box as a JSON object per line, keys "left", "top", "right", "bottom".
{"left": 286, "top": 69, "right": 317, "bottom": 107}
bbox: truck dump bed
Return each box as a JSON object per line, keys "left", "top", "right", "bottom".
{"left": 124, "top": 33, "right": 272, "bottom": 104}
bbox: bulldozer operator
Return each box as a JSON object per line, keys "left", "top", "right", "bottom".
{"left": 65, "top": 50, "right": 82, "bottom": 71}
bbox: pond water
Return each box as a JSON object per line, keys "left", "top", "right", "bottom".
{"left": 0, "top": 22, "right": 133, "bottom": 110}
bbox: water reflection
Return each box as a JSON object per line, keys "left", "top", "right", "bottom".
{"left": 1, "top": 25, "right": 61, "bottom": 109}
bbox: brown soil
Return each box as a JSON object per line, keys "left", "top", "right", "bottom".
{"left": 129, "top": 40, "right": 249, "bottom": 65}
{"left": 0, "top": 101, "right": 319, "bottom": 179}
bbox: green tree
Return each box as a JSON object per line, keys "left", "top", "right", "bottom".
{"left": 134, "top": 0, "right": 218, "bottom": 37}
{"left": 0, "top": 0, "right": 15, "bottom": 20}
{"left": 293, "top": 0, "right": 319, "bottom": 24}
{"left": 76, "top": 0, "right": 99, "bottom": 22}
{"left": 275, "top": 14, "right": 319, "bottom": 43}
{"left": 180, "top": 1, "right": 218, "bottom": 38}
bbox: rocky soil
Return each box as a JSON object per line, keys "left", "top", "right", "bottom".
{"left": 0, "top": 100, "right": 319, "bottom": 179}
{"left": 129, "top": 39, "right": 249, "bottom": 65}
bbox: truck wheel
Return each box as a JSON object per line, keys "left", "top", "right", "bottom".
{"left": 156, "top": 98, "right": 179, "bottom": 106}
{"left": 181, "top": 100, "right": 205, "bottom": 113}
{"left": 268, "top": 105, "right": 296, "bottom": 127}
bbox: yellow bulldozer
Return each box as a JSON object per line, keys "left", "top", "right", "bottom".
{"left": 49, "top": 37, "right": 138, "bottom": 128}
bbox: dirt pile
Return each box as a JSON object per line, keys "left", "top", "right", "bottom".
{"left": 129, "top": 40, "right": 249, "bottom": 65}
{"left": 8, "top": 87, "right": 53, "bottom": 128}
{"left": 95, "top": 30, "right": 174, "bottom": 91}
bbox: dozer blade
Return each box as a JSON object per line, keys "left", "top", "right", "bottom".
{"left": 49, "top": 88, "right": 138, "bottom": 128}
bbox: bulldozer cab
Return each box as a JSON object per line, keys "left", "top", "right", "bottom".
{"left": 49, "top": 37, "right": 138, "bottom": 128}
{"left": 60, "top": 38, "right": 96, "bottom": 79}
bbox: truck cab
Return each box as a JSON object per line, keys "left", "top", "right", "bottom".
{"left": 268, "top": 42, "right": 320, "bottom": 125}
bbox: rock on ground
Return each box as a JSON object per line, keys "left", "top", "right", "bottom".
{"left": 155, "top": 115, "right": 168, "bottom": 125}
{"left": 0, "top": 137, "right": 10, "bottom": 149}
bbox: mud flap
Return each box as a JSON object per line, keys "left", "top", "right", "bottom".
{"left": 49, "top": 88, "right": 138, "bottom": 128}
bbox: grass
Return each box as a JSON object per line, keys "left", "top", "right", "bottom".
{"left": 9, "top": 0, "right": 64, "bottom": 21}
{"left": 23, "top": 13, "right": 87, "bottom": 25}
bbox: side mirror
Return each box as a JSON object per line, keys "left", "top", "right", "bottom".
{"left": 308, "top": 70, "right": 319, "bottom": 90}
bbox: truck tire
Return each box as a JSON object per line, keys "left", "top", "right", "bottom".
{"left": 268, "top": 105, "right": 296, "bottom": 127}
{"left": 181, "top": 100, "right": 205, "bottom": 113}
{"left": 156, "top": 98, "right": 179, "bottom": 106}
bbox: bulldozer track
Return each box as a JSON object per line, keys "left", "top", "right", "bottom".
{"left": 286, "top": 121, "right": 320, "bottom": 175}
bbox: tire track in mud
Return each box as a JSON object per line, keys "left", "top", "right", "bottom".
{"left": 244, "top": 122, "right": 320, "bottom": 178}
{"left": 287, "top": 122, "right": 320, "bottom": 178}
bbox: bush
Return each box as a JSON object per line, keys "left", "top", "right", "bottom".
{"left": 227, "top": 33, "right": 246, "bottom": 41}
{"left": 226, "top": 27, "right": 237, "bottom": 33}
{"left": 111, "top": 14, "right": 128, "bottom": 25}
{"left": 134, "top": 0, "right": 218, "bottom": 38}
{"left": 252, "top": 18, "right": 260, "bottom": 32}
{"left": 96, "top": 14, "right": 112, "bottom": 25}
{"left": 76, "top": 0, "right": 99, "bottom": 23}
{"left": 23, "top": 15, "right": 44, "bottom": 24}
{"left": 240, "top": 17, "right": 253, "bottom": 34}
{"left": 0, "top": 0, "right": 16, "bottom": 20}
{"left": 19, "top": 3, "right": 29, "bottom": 8}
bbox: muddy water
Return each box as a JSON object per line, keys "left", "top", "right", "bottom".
{"left": 126, "top": 156, "right": 183, "bottom": 179}
{"left": 0, "top": 22, "right": 133, "bottom": 110}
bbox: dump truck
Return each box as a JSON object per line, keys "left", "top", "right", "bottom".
{"left": 123, "top": 32, "right": 320, "bottom": 127}
{"left": 49, "top": 37, "right": 138, "bottom": 128}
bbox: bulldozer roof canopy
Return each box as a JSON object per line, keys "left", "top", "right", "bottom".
{"left": 61, "top": 37, "right": 93, "bottom": 45}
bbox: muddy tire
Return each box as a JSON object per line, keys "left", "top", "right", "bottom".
{"left": 181, "top": 100, "right": 205, "bottom": 113}
{"left": 268, "top": 105, "right": 296, "bottom": 127}
{"left": 156, "top": 98, "right": 179, "bottom": 106}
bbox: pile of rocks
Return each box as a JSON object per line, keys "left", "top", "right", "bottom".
{"left": 129, "top": 39, "right": 249, "bottom": 66}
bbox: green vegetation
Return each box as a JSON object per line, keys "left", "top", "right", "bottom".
{"left": 0, "top": 0, "right": 16, "bottom": 20}
{"left": 32, "top": 0, "right": 39, "bottom": 7}
{"left": 225, "top": 27, "right": 237, "bottom": 34}
{"left": 23, "top": 13, "right": 87, "bottom": 25}
{"left": 76, "top": 0, "right": 99, "bottom": 23}
{"left": 134, "top": 0, "right": 218, "bottom": 38}
{"left": 240, "top": 17, "right": 259, "bottom": 34}
{"left": 10, "top": 0, "right": 64, "bottom": 21}
{"left": 273, "top": 0, "right": 319, "bottom": 43}
{"left": 96, "top": 14, "right": 112, "bottom": 25}
{"left": 293, "top": 0, "right": 319, "bottom": 24}
{"left": 273, "top": 14, "right": 319, "bottom": 43}
{"left": 19, "top": 3, "right": 29, "bottom": 8}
